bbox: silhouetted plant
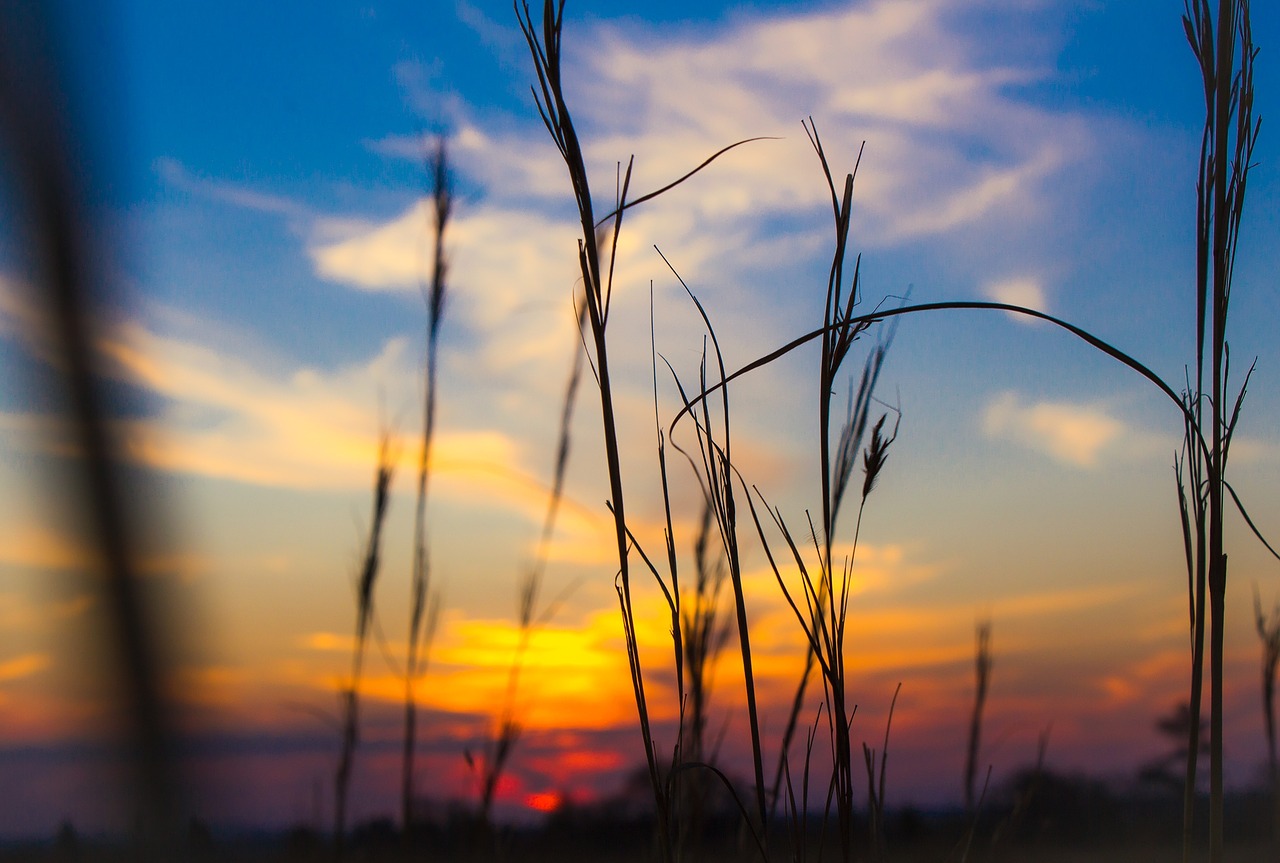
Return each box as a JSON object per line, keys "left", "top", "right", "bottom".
{"left": 402, "top": 134, "right": 450, "bottom": 838}
{"left": 517, "top": 1, "right": 766, "bottom": 858}
{"left": 770, "top": 125, "right": 898, "bottom": 824}
{"left": 676, "top": 499, "right": 732, "bottom": 848}
{"left": 964, "top": 620, "right": 992, "bottom": 814}
{"left": 514, "top": 3, "right": 1275, "bottom": 862}
{"left": 681, "top": 500, "right": 730, "bottom": 771}
{"left": 862, "top": 682, "right": 901, "bottom": 861}
{"left": 1176, "top": 2, "right": 1261, "bottom": 858}
{"left": 336, "top": 433, "right": 395, "bottom": 854}
{"left": 734, "top": 121, "right": 900, "bottom": 863}
{"left": 475, "top": 570, "right": 576, "bottom": 829}
{"left": 1254, "top": 583, "right": 1280, "bottom": 839}
{"left": 1255, "top": 587, "right": 1280, "bottom": 782}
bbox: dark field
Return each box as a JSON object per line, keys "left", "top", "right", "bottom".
{"left": 3, "top": 784, "right": 1276, "bottom": 863}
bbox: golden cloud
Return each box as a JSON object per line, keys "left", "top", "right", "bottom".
{"left": 0, "top": 522, "right": 93, "bottom": 572}
{"left": 0, "top": 652, "right": 51, "bottom": 683}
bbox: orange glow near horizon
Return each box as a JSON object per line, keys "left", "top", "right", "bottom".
{"left": 0, "top": 508, "right": 1273, "bottom": 833}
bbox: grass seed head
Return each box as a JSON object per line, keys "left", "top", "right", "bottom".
{"left": 861, "top": 413, "right": 895, "bottom": 501}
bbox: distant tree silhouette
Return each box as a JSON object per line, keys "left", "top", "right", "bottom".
{"left": 1138, "top": 702, "right": 1206, "bottom": 795}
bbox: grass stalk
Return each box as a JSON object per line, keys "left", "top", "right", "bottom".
{"left": 1180, "top": 2, "right": 1259, "bottom": 858}
{"left": 641, "top": 269, "right": 769, "bottom": 855}
{"left": 862, "top": 682, "right": 900, "bottom": 861}
{"left": 1175, "top": 441, "right": 1207, "bottom": 860}
{"left": 682, "top": 501, "right": 729, "bottom": 769}
{"left": 473, "top": 286, "right": 585, "bottom": 837}
{"left": 964, "top": 620, "right": 992, "bottom": 815}
{"left": 515, "top": 1, "right": 676, "bottom": 851}
{"left": 664, "top": 260, "right": 770, "bottom": 839}
{"left": 1254, "top": 584, "right": 1280, "bottom": 838}
{"left": 517, "top": 3, "right": 762, "bottom": 856}
{"left": 402, "top": 135, "right": 452, "bottom": 838}
{"left": 744, "top": 401, "right": 897, "bottom": 862}
{"left": 478, "top": 573, "right": 535, "bottom": 828}
{"left": 2, "top": 19, "right": 185, "bottom": 854}
{"left": 336, "top": 433, "right": 395, "bottom": 854}
{"left": 675, "top": 500, "right": 730, "bottom": 848}
{"left": 770, "top": 122, "right": 892, "bottom": 822}
{"left": 515, "top": 5, "right": 1268, "bottom": 859}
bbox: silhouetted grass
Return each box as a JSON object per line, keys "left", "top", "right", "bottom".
{"left": 1177, "top": 2, "right": 1261, "bottom": 859}
{"left": 402, "top": 134, "right": 451, "bottom": 840}
{"left": 513, "top": 1, "right": 1277, "bottom": 861}
{"left": 964, "top": 621, "right": 992, "bottom": 816}
{"left": 336, "top": 433, "right": 395, "bottom": 853}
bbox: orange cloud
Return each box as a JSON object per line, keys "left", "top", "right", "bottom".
{"left": 0, "top": 652, "right": 51, "bottom": 683}
{"left": 0, "top": 522, "right": 93, "bottom": 571}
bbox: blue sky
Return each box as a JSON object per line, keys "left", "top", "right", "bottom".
{"left": 2, "top": 0, "right": 1280, "bottom": 837}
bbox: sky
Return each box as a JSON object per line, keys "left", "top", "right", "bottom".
{"left": 1, "top": 0, "right": 1280, "bottom": 840}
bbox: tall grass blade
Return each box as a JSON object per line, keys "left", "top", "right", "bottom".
{"left": 403, "top": 134, "right": 451, "bottom": 839}
{"left": 336, "top": 434, "right": 395, "bottom": 854}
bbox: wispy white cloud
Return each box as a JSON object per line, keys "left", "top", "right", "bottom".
{"left": 983, "top": 391, "right": 1125, "bottom": 468}
{"left": 585, "top": 0, "right": 1072, "bottom": 235}
{"left": 135, "top": 0, "right": 1106, "bottom": 503}
{"left": 983, "top": 277, "right": 1046, "bottom": 311}
{"left": 362, "top": 0, "right": 1086, "bottom": 260}
{"left": 95, "top": 317, "right": 505, "bottom": 490}
{"left": 64, "top": 304, "right": 613, "bottom": 568}
{"left": 154, "top": 157, "right": 314, "bottom": 222}
{"left": 309, "top": 203, "right": 433, "bottom": 292}
{"left": 983, "top": 276, "right": 1049, "bottom": 324}
{"left": 454, "top": 0, "right": 523, "bottom": 54}
{"left": 330, "top": 0, "right": 1092, "bottom": 444}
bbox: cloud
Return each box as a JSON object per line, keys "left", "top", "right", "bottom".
{"left": 0, "top": 589, "right": 92, "bottom": 633}
{"left": 0, "top": 653, "right": 51, "bottom": 684}
{"left": 0, "top": 522, "right": 92, "bottom": 572}
{"left": 983, "top": 275, "right": 1049, "bottom": 325}
{"left": 0, "top": 275, "right": 62, "bottom": 367}
{"left": 96, "top": 316, "right": 556, "bottom": 498}
{"left": 356, "top": 0, "right": 1086, "bottom": 284}
{"left": 591, "top": 0, "right": 1080, "bottom": 254}
{"left": 309, "top": 200, "right": 582, "bottom": 306}
{"left": 983, "top": 391, "right": 1125, "bottom": 468}
{"left": 320, "top": 0, "right": 1094, "bottom": 469}
{"left": 154, "top": 157, "right": 314, "bottom": 222}
{"left": 454, "top": 0, "right": 522, "bottom": 54}
{"left": 159, "top": 0, "right": 1108, "bottom": 530}
{"left": 302, "top": 608, "right": 646, "bottom": 730}
{"left": 309, "top": 202, "right": 435, "bottom": 292}
{"left": 983, "top": 276, "right": 1046, "bottom": 312}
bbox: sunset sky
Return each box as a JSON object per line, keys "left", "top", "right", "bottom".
{"left": 3, "top": 0, "right": 1280, "bottom": 839}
